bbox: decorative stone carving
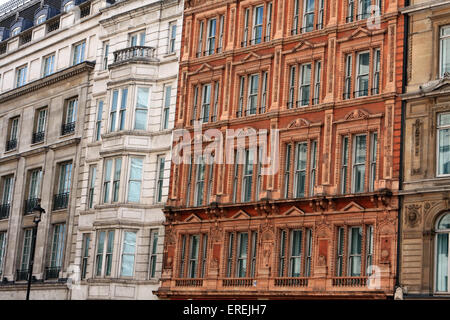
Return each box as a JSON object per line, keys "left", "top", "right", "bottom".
{"left": 287, "top": 118, "right": 310, "bottom": 129}
{"left": 344, "top": 109, "right": 370, "bottom": 121}
{"left": 405, "top": 204, "right": 421, "bottom": 227}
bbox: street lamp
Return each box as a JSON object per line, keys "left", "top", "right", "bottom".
{"left": 26, "top": 199, "right": 45, "bottom": 301}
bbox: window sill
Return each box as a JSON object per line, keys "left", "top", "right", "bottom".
{"left": 60, "top": 131, "right": 75, "bottom": 138}
{"left": 30, "top": 140, "right": 45, "bottom": 147}
{"left": 3, "top": 148, "right": 17, "bottom": 154}
{"left": 163, "top": 52, "right": 177, "bottom": 58}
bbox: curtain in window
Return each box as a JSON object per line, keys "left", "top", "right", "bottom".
{"left": 128, "top": 158, "right": 143, "bottom": 203}
{"left": 121, "top": 231, "right": 137, "bottom": 276}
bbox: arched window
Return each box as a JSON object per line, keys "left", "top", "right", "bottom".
{"left": 64, "top": 1, "right": 74, "bottom": 12}
{"left": 36, "top": 14, "right": 46, "bottom": 25}
{"left": 11, "top": 27, "right": 21, "bottom": 37}
{"left": 436, "top": 213, "right": 450, "bottom": 292}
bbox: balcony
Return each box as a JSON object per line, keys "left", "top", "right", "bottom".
{"left": 45, "top": 267, "right": 61, "bottom": 280}
{"left": 53, "top": 193, "right": 69, "bottom": 210}
{"left": 32, "top": 131, "right": 45, "bottom": 144}
{"left": 5, "top": 139, "right": 17, "bottom": 151}
{"left": 274, "top": 277, "right": 309, "bottom": 287}
{"left": 61, "top": 122, "right": 75, "bottom": 135}
{"left": 0, "top": 203, "right": 10, "bottom": 220}
{"left": 110, "top": 46, "right": 157, "bottom": 67}
{"left": 332, "top": 277, "right": 368, "bottom": 287}
{"left": 24, "top": 198, "right": 39, "bottom": 215}
{"left": 16, "top": 269, "right": 29, "bottom": 281}
{"left": 222, "top": 278, "right": 255, "bottom": 287}
{"left": 46, "top": 19, "right": 60, "bottom": 33}
{"left": 175, "top": 279, "right": 204, "bottom": 287}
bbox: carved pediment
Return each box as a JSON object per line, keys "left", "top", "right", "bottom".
{"left": 184, "top": 213, "right": 202, "bottom": 223}
{"left": 342, "top": 201, "right": 365, "bottom": 212}
{"left": 291, "top": 40, "right": 314, "bottom": 52}
{"left": 241, "top": 51, "right": 262, "bottom": 62}
{"left": 344, "top": 109, "right": 370, "bottom": 121}
{"left": 191, "top": 63, "right": 214, "bottom": 75}
{"left": 419, "top": 73, "right": 450, "bottom": 95}
{"left": 283, "top": 206, "right": 305, "bottom": 216}
{"left": 231, "top": 210, "right": 251, "bottom": 219}
{"left": 287, "top": 118, "right": 311, "bottom": 129}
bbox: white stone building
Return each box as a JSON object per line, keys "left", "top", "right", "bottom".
{"left": 0, "top": 0, "right": 182, "bottom": 300}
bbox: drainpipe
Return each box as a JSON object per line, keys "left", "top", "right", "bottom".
{"left": 395, "top": 0, "right": 410, "bottom": 300}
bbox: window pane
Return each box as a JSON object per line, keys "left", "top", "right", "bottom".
{"left": 436, "top": 233, "right": 448, "bottom": 292}
{"left": 439, "top": 128, "right": 450, "bottom": 175}
{"left": 121, "top": 231, "right": 137, "bottom": 276}
{"left": 441, "top": 36, "right": 450, "bottom": 75}
{"left": 438, "top": 214, "right": 450, "bottom": 230}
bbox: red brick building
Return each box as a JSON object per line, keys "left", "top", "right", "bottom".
{"left": 156, "top": 0, "right": 404, "bottom": 299}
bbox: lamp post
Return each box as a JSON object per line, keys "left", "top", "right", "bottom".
{"left": 26, "top": 200, "right": 45, "bottom": 301}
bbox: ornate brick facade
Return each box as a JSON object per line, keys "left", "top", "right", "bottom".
{"left": 157, "top": 0, "right": 404, "bottom": 299}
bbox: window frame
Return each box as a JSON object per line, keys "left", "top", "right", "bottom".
{"left": 437, "top": 113, "right": 450, "bottom": 177}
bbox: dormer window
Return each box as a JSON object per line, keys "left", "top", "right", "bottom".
{"left": 11, "top": 27, "right": 20, "bottom": 37}
{"left": 64, "top": 1, "right": 74, "bottom": 12}
{"left": 36, "top": 14, "right": 46, "bottom": 25}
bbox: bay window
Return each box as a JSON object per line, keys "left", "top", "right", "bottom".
{"left": 109, "top": 88, "right": 128, "bottom": 132}
{"left": 103, "top": 158, "right": 122, "bottom": 203}
{"left": 127, "top": 157, "right": 143, "bottom": 203}
{"left": 96, "top": 230, "right": 114, "bottom": 277}
{"left": 121, "top": 231, "right": 137, "bottom": 277}
{"left": 135, "top": 87, "right": 149, "bottom": 130}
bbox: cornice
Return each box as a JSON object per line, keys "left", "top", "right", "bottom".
{"left": 0, "top": 61, "right": 95, "bottom": 104}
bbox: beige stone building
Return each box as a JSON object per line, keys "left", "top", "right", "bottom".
{"left": 400, "top": 0, "right": 450, "bottom": 298}
{"left": 0, "top": 0, "right": 182, "bottom": 300}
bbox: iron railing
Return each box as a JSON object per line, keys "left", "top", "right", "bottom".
{"left": 16, "top": 269, "right": 28, "bottom": 281}
{"left": 53, "top": 192, "right": 69, "bottom": 210}
{"left": 45, "top": 267, "right": 60, "bottom": 280}
{"left": 24, "top": 198, "right": 39, "bottom": 215}
{"left": 47, "top": 20, "right": 60, "bottom": 33}
{"left": 5, "top": 139, "right": 17, "bottom": 151}
{"left": 175, "top": 279, "right": 204, "bottom": 287}
{"left": 32, "top": 131, "right": 45, "bottom": 144}
{"left": 61, "top": 122, "right": 75, "bottom": 135}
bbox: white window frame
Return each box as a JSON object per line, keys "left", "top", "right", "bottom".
{"left": 440, "top": 26, "right": 450, "bottom": 78}
{"left": 437, "top": 113, "right": 450, "bottom": 177}
{"left": 120, "top": 230, "right": 137, "bottom": 277}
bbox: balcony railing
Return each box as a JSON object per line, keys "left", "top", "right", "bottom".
{"left": 5, "top": 139, "right": 17, "bottom": 151}
{"left": 24, "top": 198, "right": 39, "bottom": 215}
{"left": 222, "top": 278, "right": 254, "bottom": 287}
{"left": 53, "top": 193, "right": 69, "bottom": 210}
{"left": 112, "top": 46, "right": 156, "bottom": 65}
{"left": 0, "top": 203, "right": 10, "bottom": 220}
{"left": 175, "top": 279, "right": 204, "bottom": 287}
{"left": 47, "top": 20, "right": 60, "bottom": 33}
{"left": 274, "top": 277, "right": 309, "bottom": 287}
{"left": 0, "top": 203, "right": 11, "bottom": 220}
{"left": 32, "top": 131, "right": 45, "bottom": 144}
{"left": 0, "top": 43, "right": 6, "bottom": 55}
{"left": 19, "top": 31, "right": 32, "bottom": 46}
{"left": 80, "top": 4, "right": 91, "bottom": 18}
{"left": 16, "top": 269, "right": 29, "bottom": 281}
{"left": 332, "top": 277, "right": 367, "bottom": 287}
{"left": 61, "top": 122, "right": 75, "bottom": 135}
{"left": 45, "top": 267, "right": 61, "bottom": 280}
